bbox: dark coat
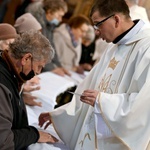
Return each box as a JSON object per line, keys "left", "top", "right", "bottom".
{"left": 0, "top": 54, "right": 39, "bottom": 150}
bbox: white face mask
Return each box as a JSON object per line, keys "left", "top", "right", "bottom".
{"left": 49, "top": 18, "right": 60, "bottom": 26}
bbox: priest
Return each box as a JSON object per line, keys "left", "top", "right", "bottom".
{"left": 39, "top": 0, "right": 150, "bottom": 149}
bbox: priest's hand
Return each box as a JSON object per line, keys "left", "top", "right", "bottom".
{"left": 80, "top": 89, "right": 99, "bottom": 107}
{"left": 38, "top": 131, "right": 58, "bottom": 143}
{"left": 39, "top": 112, "right": 52, "bottom": 129}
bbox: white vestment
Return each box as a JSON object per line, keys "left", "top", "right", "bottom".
{"left": 50, "top": 20, "right": 150, "bottom": 150}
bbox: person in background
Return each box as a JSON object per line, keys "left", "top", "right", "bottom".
{"left": 14, "top": 12, "right": 42, "bottom": 34}
{"left": 14, "top": 12, "right": 43, "bottom": 107}
{"left": 38, "top": 0, "right": 150, "bottom": 149}
{"left": 53, "top": 15, "right": 90, "bottom": 74}
{"left": 0, "top": 23, "right": 17, "bottom": 50}
{"left": 26, "top": 0, "right": 70, "bottom": 76}
{"left": 125, "top": 0, "right": 150, "bottom": 23}
{"left": 79, "top": 25, "right": 96, "bottom": 71}
{"left": 0, "top": 30, "right": 58, "bottom": 149}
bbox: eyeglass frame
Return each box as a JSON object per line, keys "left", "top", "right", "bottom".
{"left": 93, "top": 14, "right": 115, "bottom": 30}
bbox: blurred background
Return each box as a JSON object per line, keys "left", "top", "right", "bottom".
{"left": 0, "top": 0, "right": 150, "bottom": 25}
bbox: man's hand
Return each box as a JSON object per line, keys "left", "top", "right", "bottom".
{"left": 23, "top": 78, "right": 40, "bottom": 93}
{"left": 38, "top": 131, "right": 58, "bottom": 143}
{"left": 23, "top": 93, "right": 42, "bottom": 107}
{"left": 80, "top": 89, "right": 99, "bottom": 107}
{"left": 39, "top": 112, "right": 51, "bottom": 129}
{"left": 23, "top": 76, "right": 41, "bottom": 107}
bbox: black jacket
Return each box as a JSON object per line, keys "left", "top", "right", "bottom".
{"left": 0, "top": 53, "right": 39, "bottom": 150}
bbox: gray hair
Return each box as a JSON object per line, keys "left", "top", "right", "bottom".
{"left": 83, "top": 25, "right": 95, "bottom": 42}
{"left": 9, "top": 30, "right": 54, "bottom": 63}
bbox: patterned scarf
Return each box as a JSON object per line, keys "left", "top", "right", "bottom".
{"left": 66, "top": 24, "right": 79, "bottom": 48}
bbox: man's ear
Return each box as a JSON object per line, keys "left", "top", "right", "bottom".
{"left": 114, "top": 15, "right": 120, "bottom": 28}
{"left": 21, "top": 53, "right": 32, "bottom": 65}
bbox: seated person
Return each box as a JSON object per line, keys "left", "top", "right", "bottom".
{"left": 53, "top": 15, "right": 90, "bottom": 74}
{"left": 26, "top": 0, "right": 70, "bottom": 76}
{"left": 0, "top": 30, "right": 58, "bottom": 149}
{"left": 14, "top": 13, "right": 43, "bottom": 107}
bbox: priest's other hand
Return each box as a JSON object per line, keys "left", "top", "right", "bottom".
{"left": 39, "top": 112, "right": 52, "bottom": 129}
{"left": 38, "top": 131, "right": 58, "bottom": 143}
{"left": 80, "top": 89, "right": 99, "bottom": 107}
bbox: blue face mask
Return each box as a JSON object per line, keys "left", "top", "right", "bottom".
{"left": 50, "top": 18, "right": 60, "bottom": 26}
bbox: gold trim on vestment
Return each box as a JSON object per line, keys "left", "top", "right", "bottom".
{"left": 96, "top": 44, "right": 138, "bottom": 149}
{"left": 98, "top": 93, "right": 130, "bottom": 149}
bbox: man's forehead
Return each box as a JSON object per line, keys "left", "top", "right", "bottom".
{"left": 91, "top": 11, "right": 103, "bottom": 23}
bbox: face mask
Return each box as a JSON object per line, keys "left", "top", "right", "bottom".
{"left": 50, "top": 18, "right": 60, "bottom": 26}
{"left": 20, "top": 57, "right": 35, "bottom": 81}
{"left": 20, "top": 69, "right": 35, "bottom": 81}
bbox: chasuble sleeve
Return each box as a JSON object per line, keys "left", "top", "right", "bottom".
{"left": 98, "top": 80, "right": 150, "bottom": 149}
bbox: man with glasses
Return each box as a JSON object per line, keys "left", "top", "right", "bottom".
{"left": 93, "top": 14, "right": 115, "bottom": 31}
{"left": 38, "top": 0, "right": 150, "bottom": 149}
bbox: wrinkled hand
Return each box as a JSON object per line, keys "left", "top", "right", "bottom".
{"left": 52, "top": 67, "right": 71, "bottom": 76}
{"left": 23, "top": 93, "right": 42, "bottom": 107}
{"left": 23, "top": 76, "right": 41, "bottom": 107}
{"left": 80, "top": 89, "right": 99, "bottom": 107}
{"left": 29, "top": 75, "right": 40, "bottom": 84}
{"left": 39, "top": 112, "right": 51, "bottom": 129}
{"left": 23, "top": 76, "right": 40, "bottom": 93}
{"left": 38, "top": 131, "right": 58, "bottom": 143}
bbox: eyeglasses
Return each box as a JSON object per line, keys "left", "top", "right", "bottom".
{"left": 93, "top": 14, "right": 115, "bottom": 30}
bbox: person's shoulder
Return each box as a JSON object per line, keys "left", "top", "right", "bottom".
{"left": 54, "top": 23, "right": 68, "bottom": 35}
{"left": 55, "top": 23, "right": 67, "bottom": 30}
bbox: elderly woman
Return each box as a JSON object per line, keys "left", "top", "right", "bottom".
{"left": 53, "top": 14, "right": 90, "bottom": 74}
